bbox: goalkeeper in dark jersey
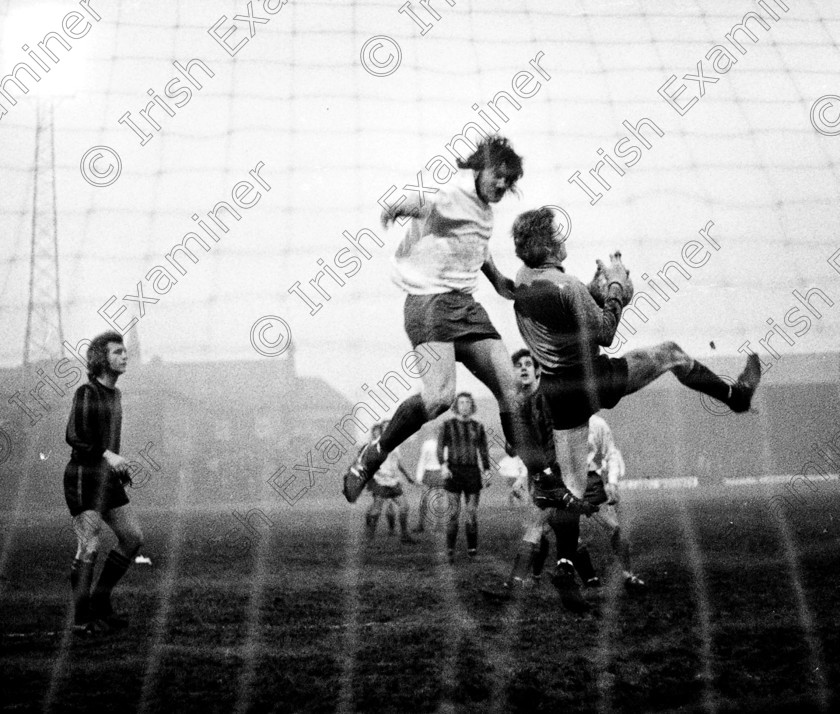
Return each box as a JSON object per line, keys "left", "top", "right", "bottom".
{"left": 63, "top": 331, "right": 143, "bottom": 635}
{"left": 510, "top": 207, "right": 761, "bottom": 506}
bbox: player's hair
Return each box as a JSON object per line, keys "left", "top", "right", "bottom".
{"left": 512, "top": 206, "right": 558, "bottom": 268}
{"left": 87, "top": 331, "right": 125, "bottom": 378}
{"left": 456, "top": 136, "right": 524, "bottom": 189}
{"left": 511, "top": 348, "right": 536, "bottom": 367}
{"left": 452, "top": 391, "right": 477, "bottom": 415}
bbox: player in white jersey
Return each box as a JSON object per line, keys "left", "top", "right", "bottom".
{"left": 365, "top": 422, "right": 417, "bottom": 544}
{"left": 343, "top": 137, "right": 572, "bottom": 512}
{"left": 413, "top": 436, "right": 445, "bottom": 533}
{"left": 531, "top": 415, "right": 645, "bottom": 591}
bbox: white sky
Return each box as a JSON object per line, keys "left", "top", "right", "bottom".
{"left": 2, "top": 0, "right": 840, "bottom": 403}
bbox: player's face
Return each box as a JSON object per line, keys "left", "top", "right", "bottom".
{"left": 514, "top": 356, "right": 537, "bottom": 387}
{"left": 106, "top": 342, "right": 127, "bottom": 374}
{"left": 476, "top": 163, "right": 516, "bottom": 204}
{"left": 456, "top": 396, "right": 473, "bottom": 417}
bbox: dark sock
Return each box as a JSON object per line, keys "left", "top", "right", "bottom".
{"left": 399, "top": 510, "right": 409, "bottom": 535}
{"left": 417, "top": 491, "right": 428, "bottom": 530}
{"left": 366, "top": 513, "right": 378, "bottom": 535}
{"left": 465, "top": 522, "right": 478, "bottom": 552}
{"left": 70, "top": 556, "right": 97, "bottom": 625}
{"left": 380, "top": 395, "right": 429, "bottom": 452}
{"left": 90, "top": 550, "right": 131, "bottom": 616}
{"left": 677, "top": 360, "right": 731, "bottom": 403}
{"left": 386, "top": 513, "right": 396, "bottom": 531}
{"left": 446, "top": 522, "right": 459, "bottom": 552}
{"left": 533, "top": 536, "right": 550, "bottom": 578}
{"left": 573, "top": 546, "right": 597, "bottom": 581}
{"left": 551, "top": 515, "right": 580, "bottom": 563}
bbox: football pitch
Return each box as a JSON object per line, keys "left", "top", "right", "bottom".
{"left": 2, "top": 484, "right": 839, "bottom": 713}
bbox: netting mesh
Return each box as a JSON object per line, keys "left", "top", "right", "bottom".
{"left": 1, "top": 0, "right": 839, "bottom": 398}
{"left": 2, "top": 3, "right": 840, "bottom": 710}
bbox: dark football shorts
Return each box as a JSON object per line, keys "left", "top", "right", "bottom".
{"left": 540, "top": 356, "right": 629, "bottom": 430}
{"left": 421, "top": 469, "right": 447, "bottom": 488}
{"left": 584, "top": 471, "right": 608, "bottom": 506}
{"left": 64, "top": 461, "right": 129, "bottom": 517}
{"left": 370, "top": 482, "right": 403, "bottom": 499}
{"left": 404, "top": 292, "right": 501, "bottom": 348}
{"left": 443, "top": 464, "right": 482, "bottom": 496}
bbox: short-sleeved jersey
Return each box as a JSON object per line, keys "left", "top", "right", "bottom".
{"left": 415, "top": 438, "right": 441, "bottom": 482}
{"left": 587, "top": 414, "right": 622, "bottom": 484}
{"left": 514, "top": 265, "right": 623, "bottom": 376}
{"left": 391, "top": 172, "right": 494, "bottom": 295}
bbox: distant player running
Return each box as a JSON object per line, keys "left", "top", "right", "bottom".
{"left": 63, "top": 331, "right": 144, "bottom": 635}
{"left": 365, "top": 421, "right": 417, "bottom": 544}
{"left": 510, "top": 207, "right": 761, "bottom": 506}
{"left": 343, "top": 137, "right": 563, "bottom": 508}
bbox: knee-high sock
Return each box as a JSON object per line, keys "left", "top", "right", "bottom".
{"left": 386, "top": 511, "right": 396, "bottom": 531}
{"left": 446, "top": 521, "right": 459, "bottom": 552}
{"left": 70, "top": 556, "right": 97, "bottom": 624}
{"left": 573, "top": 546, "right": 597, "bottom": 581}
{"left": 90, "top": 550, "right": 131, "bottom": 615}
{"left": 380, "top": 395, "right": 429, "bottom": 453}
{"left": 416, "top": 489, "right": 429, "bottom": 531}
{"left": 465, "top": 522, "right": 478, "bottom": 552}
{"left": 551, "top": 515, "right": 580, "bottom": 564}
{"left": 500, "top": 411, "right": 549, "bottom": 476}
{"left": 399, "top": 510, "right": 409, "bottom": 535}
{"left": 677, "top": 360, "right": 730, "bottom": 403}
{"left": 532, "top": 536, "right": 550, "bottom": 577}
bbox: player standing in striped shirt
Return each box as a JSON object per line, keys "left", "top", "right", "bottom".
{"left": 438, "top": 393, "right": 491, "bottom": 562}
{"left": 63, "top": 331, "right": 144, "bottom": 635}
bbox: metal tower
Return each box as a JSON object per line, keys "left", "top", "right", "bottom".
{"left": 23, "top": 102, "right": 64, "bottom": 366}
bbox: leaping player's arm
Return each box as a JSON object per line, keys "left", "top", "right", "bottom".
{"left": 380, "top": 191, "right": 434, "bottom": 228}
{"left": 481, "top": 253, "right": 515, "bottom": 300}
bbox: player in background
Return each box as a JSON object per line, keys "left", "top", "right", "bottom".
{"left": 413, "top": 435, "right": 444, "bottom": 533}
{"left": 510, "top": 207, "right": 761, "bottom": 516}
{"left": 365, "top": 421, "right": 418, "bottom": 544}
{"left": 342, "top": 137, "right": 582, "bottom": 513}
{"left": 63, "top": 331, "right": 144, "bottom": 635}
{"left": 532, "top": 414, "right": 646, "bottom": 592}
{"left": 438, "top": 393, "right": 492, "bottom": 562}
{"left": 503, "top": 349, "right": 593, "bottom": 612}
{"left": 498, "top": 451, "right": 527, "bottom": 507}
